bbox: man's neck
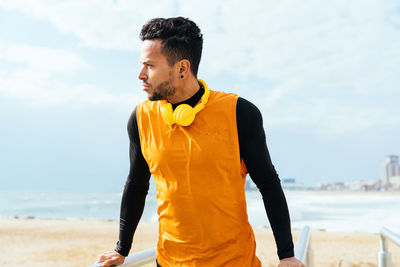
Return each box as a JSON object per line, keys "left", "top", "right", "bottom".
{"left": 171, "top": 83, "right": 204, "bottom": 110}
{"left": 167, "top": 77, "right": 200, "bottom": 104}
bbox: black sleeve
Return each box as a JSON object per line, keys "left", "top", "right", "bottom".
{"left": 114, "top": 107, "right": 151, "bottom": 256}
{"left": 236, "top": 97, "right": 294, "bottom": 260}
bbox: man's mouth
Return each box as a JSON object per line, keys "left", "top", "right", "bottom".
{"left": 143, "top": 83, "right": 151, "bottom": 89}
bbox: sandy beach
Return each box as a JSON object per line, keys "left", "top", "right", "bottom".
{"left": 1, "top": 218, "right": 399, "bottom": 267}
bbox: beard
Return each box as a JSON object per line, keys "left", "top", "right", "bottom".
{"left": 148, "top": 73, "right": 176, "bottom": 101}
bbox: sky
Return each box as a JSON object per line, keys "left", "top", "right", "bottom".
{"left": 0, "top": 0, "right": 399, "bottom": 192}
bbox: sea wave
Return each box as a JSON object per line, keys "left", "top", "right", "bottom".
{"left": 1, "top": 190, "right": 399, "bottom": 233}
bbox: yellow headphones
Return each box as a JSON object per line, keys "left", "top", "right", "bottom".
{"left": 160, "top": 78, "right": 210, "bottom": 126}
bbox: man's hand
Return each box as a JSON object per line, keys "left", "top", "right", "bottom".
{"left": 95, "top": 250, "right": 125, "bottom": 267}
{"left": 278, "top": 256, "right": 306, "bottom": 267}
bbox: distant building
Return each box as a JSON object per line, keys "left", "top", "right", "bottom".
{"left": 311, "top": 155, "right": 400, "bottom": 191}
{"left": 245, "top": 177, "right": 306, "bottom": 191}
{"left": 344, "top": 180, "right": 379, "bottom": 191}
{"left": 281, "top": 178, "right": 305, "bottom": 190}
{"left": 381, "top": 155, "right": 400, "bottom": 190}
{"left": 315, "top": 182, "right": 346, "bottom": 191}
{"left": 315, "top": 180, "right": 380, "bottom": 191}
{"left": 390, "top": 176, "right": 400, "bottom": 190}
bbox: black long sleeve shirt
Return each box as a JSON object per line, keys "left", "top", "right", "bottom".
{"left": 115, "top": 87, "right": 294, "bottom": 260}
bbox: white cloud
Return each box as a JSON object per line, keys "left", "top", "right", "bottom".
{"left": 0, "top": 41, "right": 88, "bottom": 72}
{"left": 0, "top": 0, "right": 179, "bottom": 51}
{"left": 0, "top": 68, "right": 143, "bottom": 108}
{"left": 2, "top": 0, "right": 399, "bottom": 84}
{"left": 0, "top": 40, "right": 143, "bottom": 108}
{"left": 1, "top": 0, "right": 399, "bottom": 134}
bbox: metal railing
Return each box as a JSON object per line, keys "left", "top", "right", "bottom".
{"left": 294, "top": 225, "right": 314, "bottom": 267}
{"left": 88, "top": 248, "right": 156, "bottom": 267}
{"left": 90, "top": 226, "right": 313, "bottom": 267}
{"left": 378, "top": 227, "right": 400, "bottom": 267}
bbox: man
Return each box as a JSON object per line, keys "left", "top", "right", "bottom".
{"left": 96, "top": 17, "right": 305, "bottom": 267}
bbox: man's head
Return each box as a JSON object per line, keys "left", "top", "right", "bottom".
{"left": 140, "top": 17, "right": 203, "bottom": 77}
{"left": 138, "top": 17, "right": 203, "bottom": 102}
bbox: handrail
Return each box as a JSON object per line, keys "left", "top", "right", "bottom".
{"left": 90, "top": 226, "right": 313, "bottom": 267}
{"left": 378, "top": 227, "right": 400, "bottom": 267}
{"left": 381, "top": 227, "right": 400, "bottom": 246}
{"left": 88, "top": 248, "right": 156, "bottom": 267}
{"left": 294, "top": 226, "right": 313, "bottom": 267}
{"left": 294, "top": 225, "right": 311, "bottom": 262}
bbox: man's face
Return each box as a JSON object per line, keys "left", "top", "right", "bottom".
{"left": 138, "top": 40, "right": 176, "bottom": 101}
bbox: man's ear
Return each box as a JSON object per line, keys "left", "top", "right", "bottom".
{"left": 178, "top": 59, "right": 191, "bottom": 79}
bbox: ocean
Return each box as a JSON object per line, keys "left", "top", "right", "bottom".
{"left": 1, "top": 190, "right": 399, "bottom": 234}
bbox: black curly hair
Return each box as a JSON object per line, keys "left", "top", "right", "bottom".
{"left": 140, "top": 17, "right": 203, "bottom": 77}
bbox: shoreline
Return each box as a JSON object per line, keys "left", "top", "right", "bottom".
{"left": 290, "top": 189, "right": 400, "bottom": 195}
{"left": 2, "top": 215, "right": 393, "bottom": 234}
{"left": 1, "top": 217, "right": 400, "bottom": 267}
{"left": 0, "top": 215, "right": 385, "bottom": 231}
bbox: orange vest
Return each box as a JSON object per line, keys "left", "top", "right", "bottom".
{"left": 136, "top": 89, "right": 261, "bottom": 267}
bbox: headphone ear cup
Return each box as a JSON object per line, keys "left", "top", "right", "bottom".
{"left": 161, "top": 102, "right": 174, "bottom": 125}
{"left": 173, "top": 104, "right": 196, "bottom": 126}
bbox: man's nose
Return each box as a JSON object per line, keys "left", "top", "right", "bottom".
{"left": 138, "top": 66, "right": 147, "bottom": 80}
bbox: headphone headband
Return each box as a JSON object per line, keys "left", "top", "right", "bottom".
{"left": 193, "top": 78, "right": 210, "bottom": 113}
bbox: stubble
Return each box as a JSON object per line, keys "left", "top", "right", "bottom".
{"left": 149, "top": 71, "right": 176, "bottom": 101}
